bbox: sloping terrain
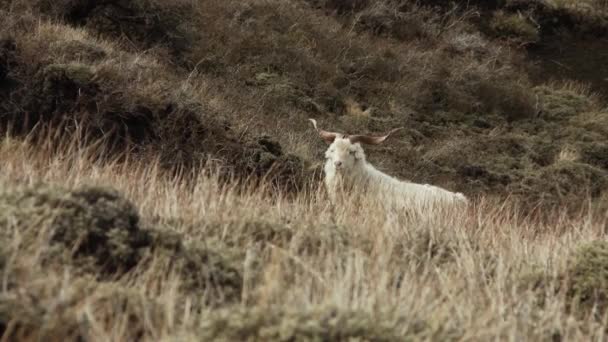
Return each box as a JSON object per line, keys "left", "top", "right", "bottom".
{"left": 0, "top": 136, "right": 607, "bottom": 340}
{"left": 1, "top": 0, "right": 607, "bottom": 207}
{"left": 1, "top": 1, "right": 608, "bottom": 340}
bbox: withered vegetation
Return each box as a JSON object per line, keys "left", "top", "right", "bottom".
{"left": 0, "top": 0, "right": 608, "bottom": 340}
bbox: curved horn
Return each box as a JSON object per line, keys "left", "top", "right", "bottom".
{"left": 309, "top": 118, "right": 342, "bottom": 144}
{"left": 348, "top": 127, "right": 403, "bottom": 145}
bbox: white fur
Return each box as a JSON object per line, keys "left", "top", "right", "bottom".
{"left": 323, "top": 137, "right": 468, "bottom": 210}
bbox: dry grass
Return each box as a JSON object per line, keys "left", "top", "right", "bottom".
{"left": 0, "top": 132, "right": 608, "bottom": 341}
{"left": 557, "top": 145, "right": 580, "bottom": 162}
{"left": 0, "top": 1, "right": 607, "bottom": 339}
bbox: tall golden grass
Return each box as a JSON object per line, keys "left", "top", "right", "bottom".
{"left": 0, "top": 130, "right": 607, "bottom": 341}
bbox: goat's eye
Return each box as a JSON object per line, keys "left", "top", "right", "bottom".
{"left": 349, "top": 150, "right": 356, "bottom": 155}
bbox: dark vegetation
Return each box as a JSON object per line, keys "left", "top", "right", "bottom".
{"left": 1, "top": 0, "right": 308, "bottom": 191}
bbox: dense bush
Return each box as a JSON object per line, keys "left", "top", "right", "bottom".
{"left": 0, "top": 184, "right": 243, "bottom": 301}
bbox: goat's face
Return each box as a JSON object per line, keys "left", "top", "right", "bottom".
{"left": 325, "top": 138, "right": 365, "bottom": 172}
{"left": 309, "top": 119, "right": 403, "bottom": 171}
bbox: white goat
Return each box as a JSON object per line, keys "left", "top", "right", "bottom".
{"left": 309, "top": 119, "right": 468, "bottom": 211}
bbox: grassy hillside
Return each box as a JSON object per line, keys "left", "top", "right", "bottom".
{"left": 2, "top": 0, "right": 607, "bottom": 205}
{"left": 1, "top": 130, "right": 608, "bottom": 341}
{"left": 1, "top": 0, "right": 608, "bottom": 340}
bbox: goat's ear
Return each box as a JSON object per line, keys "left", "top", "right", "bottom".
{"left": 309, "top": 118, "right": 341, "bottom": 144}
{"left": 348, "top": 127, "right": 403, "bottom": 145}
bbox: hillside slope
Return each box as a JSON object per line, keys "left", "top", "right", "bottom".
{"left": 1, "top": 1, "right": 608, "bottom": 341}
{"left": 1, "top": 0, "right": 608, "bottom": 207}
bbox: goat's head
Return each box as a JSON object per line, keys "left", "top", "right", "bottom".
{"left": 309, "top": 119, "right": 402, "bottom": 172}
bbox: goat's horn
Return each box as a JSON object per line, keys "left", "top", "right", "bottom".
{"left": 309, "top": 118, "right": 342, "bottom": 144}
{"left": 348, "top": 127, "right": 403, "bottom": 145}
